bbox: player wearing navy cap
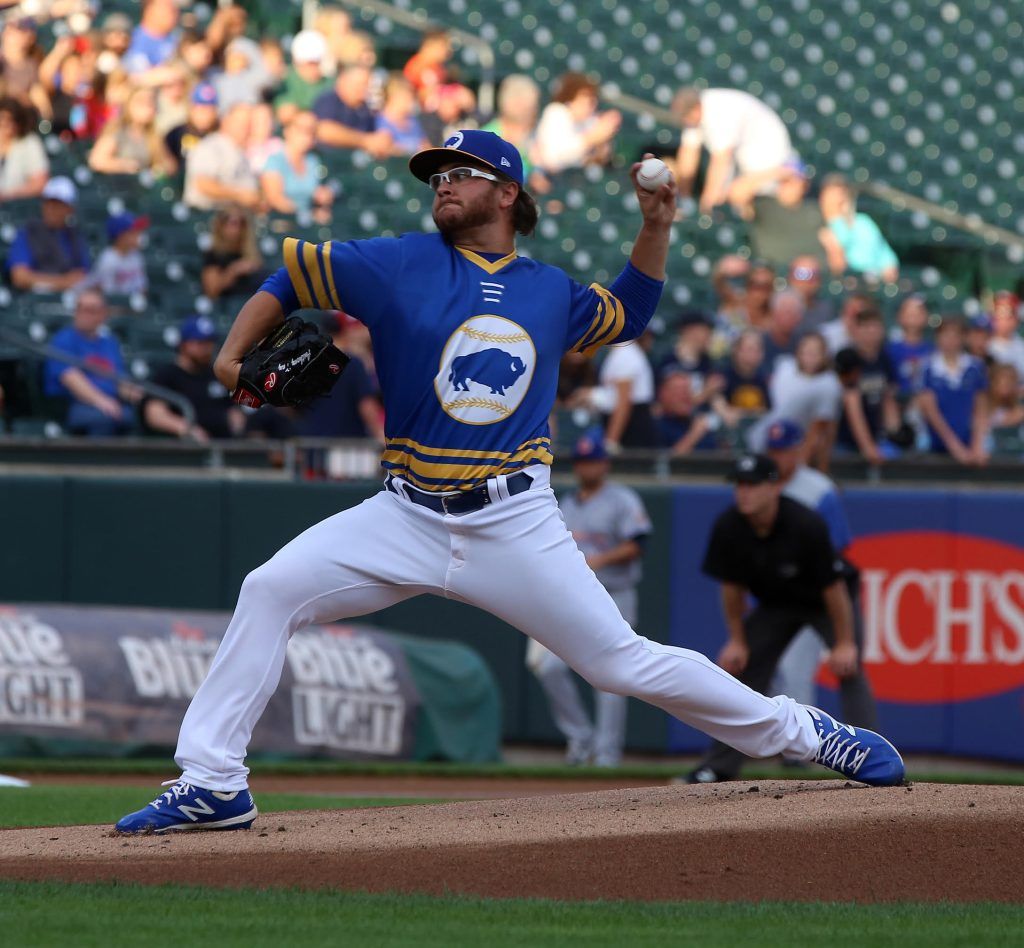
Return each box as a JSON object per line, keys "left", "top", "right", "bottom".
{"left": 115, "top": 130, "right": 904, "bottom": 833}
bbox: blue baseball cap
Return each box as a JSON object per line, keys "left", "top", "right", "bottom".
{"left": 179, "top": 315, "right": 218, "bottom": 343}
{"left": 106, "top": 212, "right": 149, "bottom": 243}
{"left": 969, "top": 313, "right": 993, "bottom": 333}
{"left": 765, "top": 418, "right": 805, "bottom": 450}
{"left": 191, "top": 82, "right": 218, "bottom": 106}
{"left": 409, "top": 129, "right": 525, "bottom": 189}
{"left": 572, "top": 429, "right": 609, "bottom": 462}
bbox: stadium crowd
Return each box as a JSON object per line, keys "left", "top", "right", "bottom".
{"left": 0, "top": 1, "right": 1021, "bottom": 471}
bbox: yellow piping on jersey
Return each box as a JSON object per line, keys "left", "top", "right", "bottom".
{"left": 455, "top": 246, "right": 517, "bottom": 274}
{"left": 384, "top": 436, "right": 550, "bottom": 461}
{"left": 282, "top": 238, "right": 314, "bottom": 308}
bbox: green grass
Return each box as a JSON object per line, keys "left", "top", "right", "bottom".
{"left": 3, "top": 756, "right": 1023, "bottom": 784}
{"left": 0, "top": 786, "right": 441, "bottom": 829}
{"left": 0, "top": 883, "right": 1020, "bottom": 947}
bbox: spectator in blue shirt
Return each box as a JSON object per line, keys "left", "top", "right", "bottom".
{"left": 260, "top": 111, "right": 334, "bottom": 222}
{"left": 44, "top": 288, "right": 140, "bottom": 436}
{"left": 917, "top": 315, "right": 990, "bottom": 465}
{"left": 8, "top": 176, "right": 90, "bottom": 293}
{"left": 887, "top": 295, "right": 934, "bottom": 399}
{"left": 819, "top": 174, "right": 899, "bottom": 283}
{"left": 122, "top": 0, "right": 181, "bottom": 79}
{"left": 376, "top": 74, "right": 430, "bottom": 155}
{"left": 313, "top": 63, "right": 394, "bottom": 158}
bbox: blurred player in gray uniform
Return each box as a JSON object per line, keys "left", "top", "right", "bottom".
{"left": 766, "top": 418, "right": 876, "bottom": 722}
{"left": 527, "top": 430, "right": 652, "bottom": 765}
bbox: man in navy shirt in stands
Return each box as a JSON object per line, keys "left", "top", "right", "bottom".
{"left": 313, "top": 63, "right": 394, "bottom": 158}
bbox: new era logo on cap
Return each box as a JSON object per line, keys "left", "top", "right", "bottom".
{"left": 501, "top": 157, "right": 511, "bottom": 167}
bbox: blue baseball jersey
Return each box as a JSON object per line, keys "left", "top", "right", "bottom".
{"left": 281, "top": 232, "right": 657, "bottom": 490}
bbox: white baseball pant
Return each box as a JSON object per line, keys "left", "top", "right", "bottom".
{"left": 175, "top": 466, "right": 820, "bottom": 790}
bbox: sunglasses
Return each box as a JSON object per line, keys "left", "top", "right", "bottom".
{"left": 428, "top": 166, "right": 498, "bottom": 191}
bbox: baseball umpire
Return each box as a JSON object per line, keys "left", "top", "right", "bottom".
{"left": 766, "top": 418, "right": 878, "bottom": 718}
{"left": 115, "top": 131, "right": 903, "bottom": 833}
{"left": 686, "top": 452, "right": 878, "bottom": 783}
{"left": 526, "top": 428, "right": 652, "bottom": 766}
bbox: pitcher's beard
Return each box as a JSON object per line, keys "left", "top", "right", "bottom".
{"left": 433, "top": 198, "right": 496, "bottom": 239}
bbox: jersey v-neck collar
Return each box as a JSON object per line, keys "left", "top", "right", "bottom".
{"left": 455, "top": 246, "right": 518, "bottom": 275}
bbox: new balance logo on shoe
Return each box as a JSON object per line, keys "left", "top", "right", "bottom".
{"left": 115, "top": 780, "right": 257, "bottom": 834}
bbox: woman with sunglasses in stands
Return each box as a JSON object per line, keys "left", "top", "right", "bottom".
{"left": 200, "top": 206, "right": 267, "bottom": 300}
{"left": 709, "top": 253, "right": 776, "bottom": 358}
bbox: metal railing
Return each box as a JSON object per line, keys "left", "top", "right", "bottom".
{"left": 0, "top": 326, "right": 197, "bottom": 428}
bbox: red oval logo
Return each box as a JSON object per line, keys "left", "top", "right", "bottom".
{"left": 264, "top": 372, "right": 277, "bottom": 392}
{"left": 817, "top": 532, "right": 1024, "bottom": 703}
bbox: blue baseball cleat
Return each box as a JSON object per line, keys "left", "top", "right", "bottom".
{"left": 114, "top": 779, "right": 258, "bottom": 834}
{"left": 806, "top": 707, "right": 906, "bottom": 787}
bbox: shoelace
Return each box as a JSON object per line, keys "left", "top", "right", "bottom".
{"left": 148, "top": 779, "right": 194, "bottom": 810}
{"left": 813, "top": 731, "right": 870, "bottom": 775}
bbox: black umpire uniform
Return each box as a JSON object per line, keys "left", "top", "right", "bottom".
{"left": 689, "top": 454, "right": 878, "bottom": 782}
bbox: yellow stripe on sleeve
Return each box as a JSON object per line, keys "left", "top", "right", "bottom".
{"left": 302, "top": 240, "right": 331, "bottom": 309}
{"left": 321, "top": 241, "right": 342, "bottom": 310}
{"left": 575, "top": 286, "right": 626, "bottom": 359}
{"left": 282, "top": 238, "right": 314, "bottom": 309}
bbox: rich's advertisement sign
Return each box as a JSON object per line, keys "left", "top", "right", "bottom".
{"left": 843, "top": 532, "right": 1024, "bottom": 703}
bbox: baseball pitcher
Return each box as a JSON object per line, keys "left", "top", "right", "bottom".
{"left": 116, "top": 131, "right": 904, "bottom": 833}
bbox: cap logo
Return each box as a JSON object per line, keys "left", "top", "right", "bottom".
{"left": 500, "top": 156, "right": 511, "bottom": 167}
{"left": 444, "top": 132, "right": 464, "bottom": 149}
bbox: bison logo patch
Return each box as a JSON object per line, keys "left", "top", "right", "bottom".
{"left": 434, "top": 315, "right": 536, "bottom": 425}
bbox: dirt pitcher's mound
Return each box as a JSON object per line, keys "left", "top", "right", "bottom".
{"left": 1, "top": 781, "right": 1021, "bottom": 902}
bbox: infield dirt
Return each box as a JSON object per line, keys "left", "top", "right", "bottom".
{"left": 0, "top": 781, "right": 1020, "bottom": 903}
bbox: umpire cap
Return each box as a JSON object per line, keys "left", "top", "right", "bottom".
{"left": 409, "top": 129, "right": 525, "bottom": 188}
{"left": 727, "top": 453, "right": 779, "bottom": 484}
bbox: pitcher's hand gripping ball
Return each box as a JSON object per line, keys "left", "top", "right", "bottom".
{"left": 232, "top": 316, "right": 350, "bottom": 408}
{"left": 636, "top": 157, "right": 673, "bottom": 192}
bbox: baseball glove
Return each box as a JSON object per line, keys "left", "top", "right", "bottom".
{"left": 231, "top": 316, "right": 350, "bottom": 409}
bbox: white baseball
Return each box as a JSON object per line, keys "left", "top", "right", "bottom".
{"left": 636, "top": 157, "right": 672, "bottom": 192}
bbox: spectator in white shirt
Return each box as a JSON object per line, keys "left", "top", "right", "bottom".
{"left": 672, "top": 86, "right": 793, "bottom": 217}
{"left": 90, "top": 212, "right": 149, "bottom": 296}
{"left": 534, "top": 72, "right": 621, "bottom": 175}
{"left": 751, "top": 331, "right": 843, "bottom": 470}
{"left": 571, "top": 334, "right": 658, "bottom": 451}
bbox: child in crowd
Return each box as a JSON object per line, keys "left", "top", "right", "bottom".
{"left": 886, "top": 295, "right": 934, "bottom": 399}
{"left": 819, "top": 174, "right": 899, "bottom": 283}
{"left": 988, "top": 291, "right": 1024, "bottom": 379}
{"left": 376, "top": 73, "right": 429, "bottom": 155}
{"left": 90, "top": 212, "right": 149, "bottom": 296}
{"left": 987, "top": 363, "right": 1024, "bottom": 430}
{"left": 713, "top": 329, "right": 771, "bottom": 429}
{"left": 655, "top": 309, "right": 722, "bottom": 407}
{"left": 966, "top": 314, "right": 995, "bottom": 366}
{"left": 917, "top": 316, "right": 989, "bottom": 465}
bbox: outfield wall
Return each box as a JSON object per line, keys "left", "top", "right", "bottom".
{"left": 2, "top": 475, "right": 1021, "bottom": 761}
